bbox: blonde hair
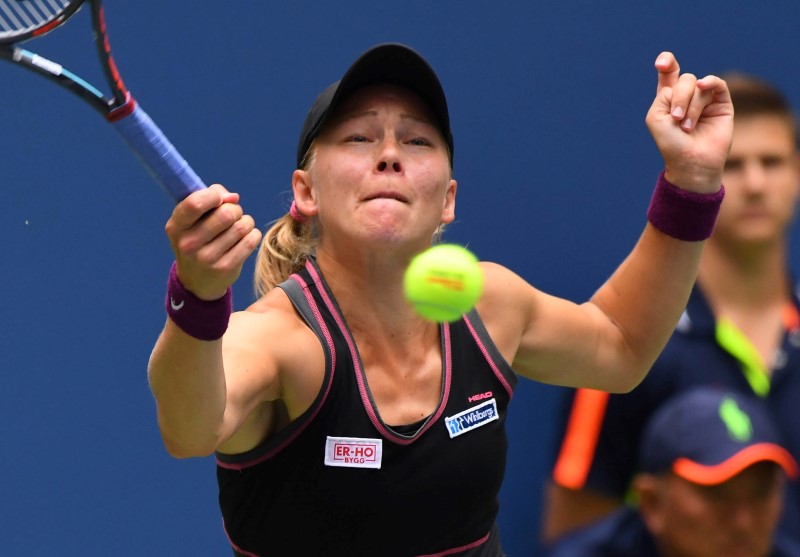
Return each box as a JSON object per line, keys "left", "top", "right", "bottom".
{"left": 253, "top": 148, "right": 318, "bottom": 297}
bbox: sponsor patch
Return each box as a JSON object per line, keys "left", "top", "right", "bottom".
{"left": 324, "top": 436, "right": 382, "bottom": 469}
{"left": 445, "top": 398, "right": 499, "bottom": 439}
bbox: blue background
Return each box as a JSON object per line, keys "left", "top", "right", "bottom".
{"left": 3, "top": 2, "right": 800, "bottom": 555}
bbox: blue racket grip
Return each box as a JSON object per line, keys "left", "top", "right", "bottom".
{"left": 111, "top": 102, "right": 206, "bottom": 202}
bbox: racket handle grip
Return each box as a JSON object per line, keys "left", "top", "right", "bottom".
{"left": 111, "top": 102, "right": 206, "bottom": 201}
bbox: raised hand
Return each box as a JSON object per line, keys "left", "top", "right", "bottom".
{"left": 645, "top": 52, "right": 734, "bottom": 193}
{"left": 165, "top": 184, "right": 262, "bottom": 300}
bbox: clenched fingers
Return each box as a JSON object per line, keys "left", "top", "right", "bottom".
{"left": 194, "top": 214, "right": 260, "bottom": 268}
{"left": 167, "top": 184, "right": 238, "bottom": 233}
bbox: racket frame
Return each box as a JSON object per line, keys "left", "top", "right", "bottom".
{"left": 0, "top": 0, "right": 206, "bottom": 200}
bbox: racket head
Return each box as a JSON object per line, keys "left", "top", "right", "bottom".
{"left": 0, "top": 0, "right": 85, "bottom": 44}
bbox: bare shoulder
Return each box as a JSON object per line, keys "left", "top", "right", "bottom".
{"left": 226, "top": 286, "right": 304, "bottom": 357}
{"left": 477, "top": 261, "right": 542, "bottom": 320}
{"left": 213, "top": 287, "right": 326, "bottom": 455}
{"left": 475, "top": 261, "right": 541, "bottom": 365}
{"left": 225, "top": 286, "right": 326, "bottom": 417}
{"left": 476, "top": 261, "right": 594, "bottom": 381}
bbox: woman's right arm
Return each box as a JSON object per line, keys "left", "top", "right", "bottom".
{"left": 147, "top": 185, "right": 264, "bottom": 457}
{"left": 148, "top": 308, "right": 290, "bottom": 457}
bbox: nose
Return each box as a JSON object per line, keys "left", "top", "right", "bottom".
{"left": 377, "top": 160, "right": 402, "bottom": 172}
{"left": 375, "top": 139, "right": 403, "bottom": 174}
{"left": 726, "top": 497, "right": 762, "bottom": 535}
{"left": 741, "top": 159, "right": 768, "bottom": 194}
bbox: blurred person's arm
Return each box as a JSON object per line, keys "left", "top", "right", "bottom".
{"left": 542, "top": 483, "right": 621, "bottom": 543}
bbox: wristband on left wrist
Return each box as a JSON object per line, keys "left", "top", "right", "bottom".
{"left": 646, "top": 171, "right": 725, "bottom": 242}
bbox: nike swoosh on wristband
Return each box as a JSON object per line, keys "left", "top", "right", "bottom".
{"left": 170, "top": 297, "right": 185, "bottom": 311}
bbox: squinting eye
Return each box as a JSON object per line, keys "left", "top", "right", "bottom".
{"left": 409, "top": 137, "right": 429, "bottom": 146}
{"left": 348, "top": 135, "right": 369, "bottom": 143}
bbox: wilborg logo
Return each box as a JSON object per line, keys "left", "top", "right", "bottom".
{"left": 324, "top": 437, "right": 383, "bottom": 469}
{"left": 445, "top": 399, "right": 498, "bottom": 439}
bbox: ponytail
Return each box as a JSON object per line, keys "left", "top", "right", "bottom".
{"left": 253, "top": 212, "right": 315, "bottom": 297}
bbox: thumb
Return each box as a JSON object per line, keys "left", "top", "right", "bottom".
{"left": 208, "top": 183, "right": 241, "bottom": 205}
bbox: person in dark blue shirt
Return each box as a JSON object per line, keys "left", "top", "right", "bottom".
{"left": 546, "top": 388, "right": 800, "bottom": 557}
{"left": 545, "top": 72, "right": 800, "bottom": 546}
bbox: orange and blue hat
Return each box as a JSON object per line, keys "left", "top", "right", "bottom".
{"left": 639, "top": 387, "right": 798, "bottom": 485}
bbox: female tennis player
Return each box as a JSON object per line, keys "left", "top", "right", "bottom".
{"left": 148, "top": 43, "right": 732, "bottom": 556}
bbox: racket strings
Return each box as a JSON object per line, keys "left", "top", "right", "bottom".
{"left": 0, "top": 0, "right": 72, "bottom": 40}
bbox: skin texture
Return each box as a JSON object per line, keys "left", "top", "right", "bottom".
{"left": 637, "top": 463, "right": 785, "bottom": 557}
{"left": 148, "top": 51, "right": 732, "bottom": 464}
{"left": 543, "top": 111, "right": 800, "bottom": 543}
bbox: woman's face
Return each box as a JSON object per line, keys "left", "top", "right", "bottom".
{"left": 297, "top": 84, "right": 456, "bottom": 252}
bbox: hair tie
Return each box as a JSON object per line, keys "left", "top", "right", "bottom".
{"left": 289, "top": 200, "right": 310, "bottom": 225}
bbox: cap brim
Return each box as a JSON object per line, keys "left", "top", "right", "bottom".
{"left": 332, "top": 43, "right": 448, "bottom": 116}
{"left": 673, "top": 442, "right": 799, "bottom": 485}
{"left": 306, "top": 43, "right": 452, "bottom": 161}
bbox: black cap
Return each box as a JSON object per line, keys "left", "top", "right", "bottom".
{"left": 296, "top": 43, "right": 454, "bottom": 168}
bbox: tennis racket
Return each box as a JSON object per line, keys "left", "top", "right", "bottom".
{"left": 0, "top": 0, "right": 205, "bottom": 201}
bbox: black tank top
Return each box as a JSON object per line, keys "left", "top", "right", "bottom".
{"left": 216, "top": 257, "right": 517, "bottom": 556}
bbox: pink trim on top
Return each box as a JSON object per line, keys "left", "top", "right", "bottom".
{"left": 223, "top": 518, "right": 261, "bottom": 557}
{"left": 415, "top": 530, "right": 491, "bottom": 557}
{"left": 216, "top": 274, "right": 337, "bottom": 470}
{"left": 305, "top": 261, "right": 452, "bottom": 445}
{"left": 463, "top": 314, "right": 514, "bottom": 399}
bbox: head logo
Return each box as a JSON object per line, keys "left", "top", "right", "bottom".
{"left": 468, "top": 391, "right": 492, "bottom": 403}
{"left": 719, "top": 397, "right": 752, "bottom": 442}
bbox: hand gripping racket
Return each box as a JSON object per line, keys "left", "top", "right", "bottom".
{"left": 0, "top": 0, "right": 205, "bottom": 201}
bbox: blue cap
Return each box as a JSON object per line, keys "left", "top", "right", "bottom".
{"left": 296, "top": 43, "right": 453, "bottom": 169}
{"left": 639, "top": 388, "right": 798, "bottom": 485}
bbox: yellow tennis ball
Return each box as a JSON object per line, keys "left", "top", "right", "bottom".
{"left": 403, "top": 244, "right": 484, "bottom": 323}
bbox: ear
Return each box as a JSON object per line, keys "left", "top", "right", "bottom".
{"left": 440, "top": 178, "right": 457, "bottom": 225}
{"left": 292, "top": 169, "right": 318, "bottom": 217}
{"left": 634, "top": 474, "right": 666, "bottom": 535}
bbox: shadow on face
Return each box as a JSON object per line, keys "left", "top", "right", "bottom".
{"left": 636, "top": 461, "right": 785, "bottom": 557}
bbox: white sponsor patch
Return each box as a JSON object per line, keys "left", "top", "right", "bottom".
{"left": 324, "top": 436, "right": 382, "bottom": 469}
{"left": 445, "top": 398, "right": 499, "bottom": 438}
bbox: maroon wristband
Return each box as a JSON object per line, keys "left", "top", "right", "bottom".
{"left": 165, "top": 262, "right": 232, "bottom": 341}
{"left": 646, "top": 171, "right": 725, "bottom": 241}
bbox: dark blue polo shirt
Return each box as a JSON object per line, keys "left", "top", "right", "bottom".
{"left": 544, "top": 507, "right": 800, "bottom": 557}
{"left": 551, "top": 283, "right": 800, "bottom": 544}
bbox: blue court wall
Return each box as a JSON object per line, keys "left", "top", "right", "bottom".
{"left": 2, "top": 2, "right": 799, "bottom": 555}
